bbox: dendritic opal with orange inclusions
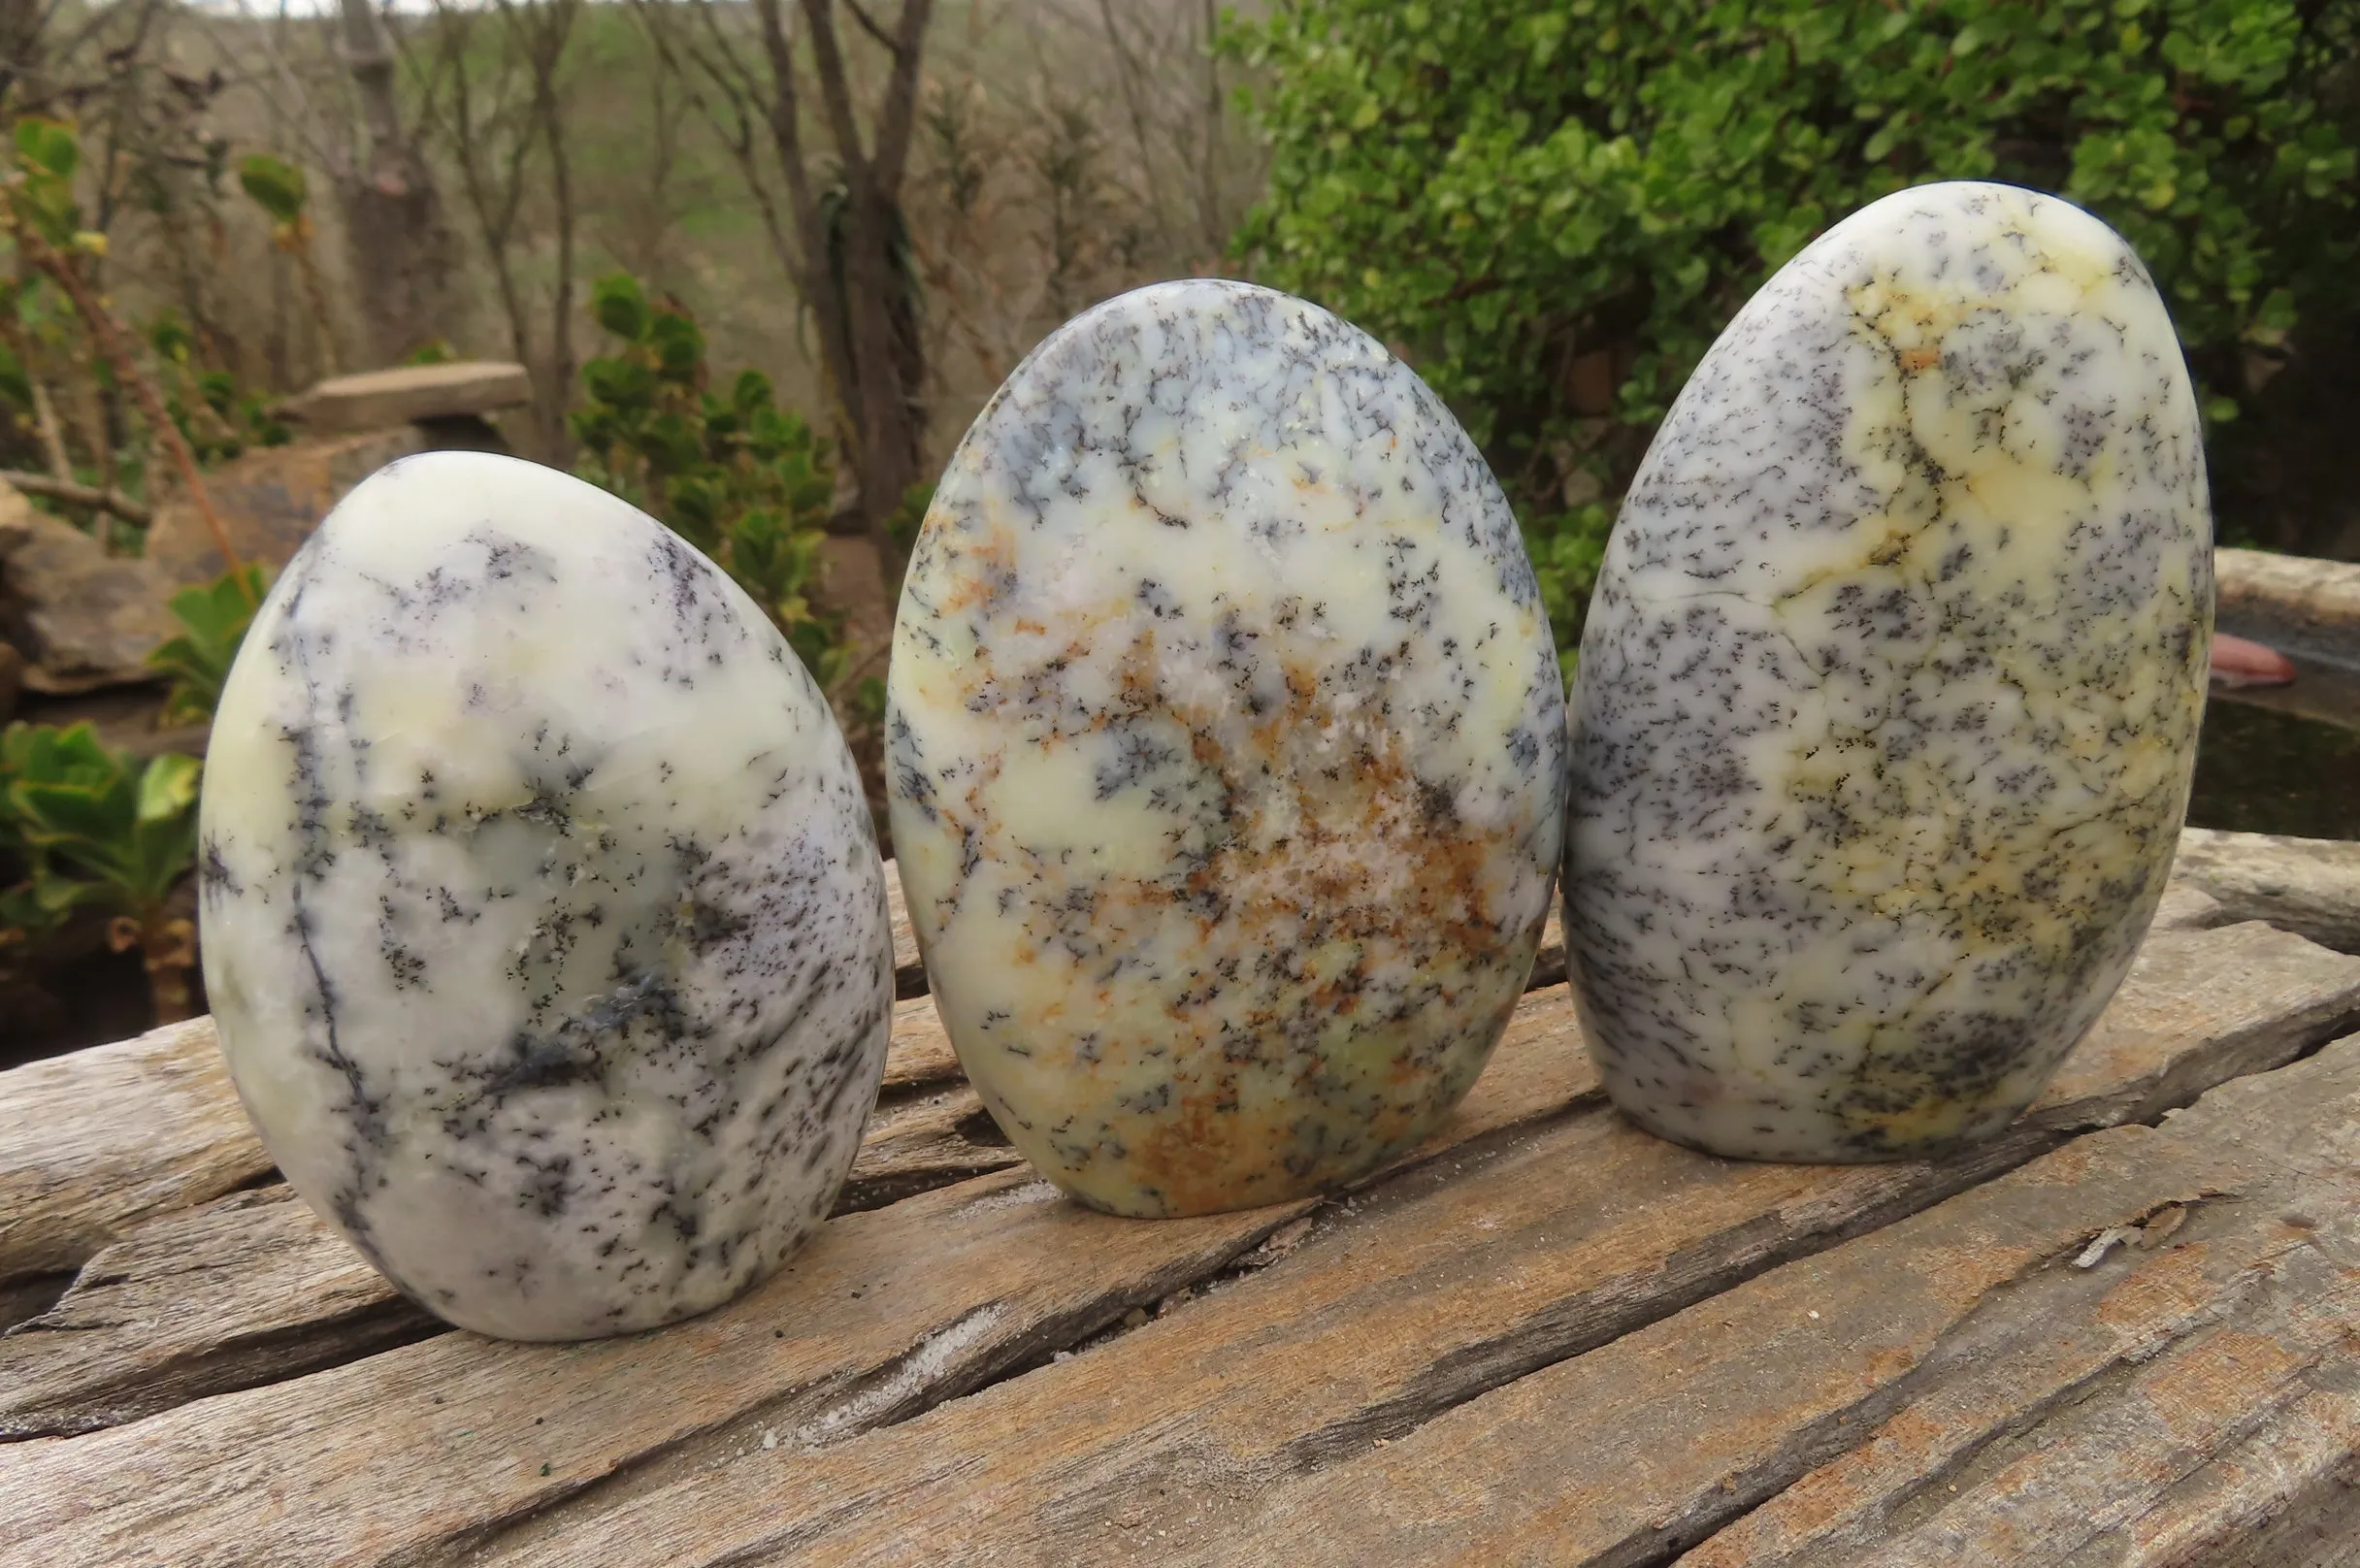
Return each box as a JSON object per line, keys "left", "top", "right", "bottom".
{"left": 1565, "top": 181, "right": 2212, "bottom": 1163}
{"left": 887, "top": 279, "right": 1567, "bottom": 1219}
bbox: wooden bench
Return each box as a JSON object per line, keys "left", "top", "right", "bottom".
{"left": 5, "top": 842, "right": 2359, "bottom": 1566}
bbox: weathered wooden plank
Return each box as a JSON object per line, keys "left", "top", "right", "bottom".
{"left": 1674, "top": 1043, "right": 2360, "bottom": 1568}
{"left": 0, "top": 1003, "right": 1029, "bottom": 1441}
{"left": 0, "top": 960, "right": 949, "bottom": 1292}
{"left": 836, "top": 1082, "right": 1019, "bottom": 1214}
{"left": 451, "top": 922, "right": 2360, "bottom": 1568}
{"left": 1131, "top": 1034, "right": 2360, "bottom": 1568}
{"left": 2173, "top": 828, "right": 2360, "bottom": 955}
{"left": 1531, "top": 903, "right": 1568, "bottom": 991}
{"left": 0, "top": 1187, "right": 437, "bottom": 1440}
{"left": 2214, "top": 546, "right": 2360, "bottom": 664}
{"left": 0, "top": 1018, "right": 269, "bottom": 1288}
{"left": 2148, "top": 878, "right": 2227, "bottom": 932}
{"left": 879, "top": 995, "right": 959, "bottom": 1091}
{"left": 885, "top": 863, "right": 925, "bottom": 997}
{"left": 0, "top": 975, "right": 1578, "bottom": 1444}
{"left": 0, "top": 988, "right": 1595, "bottom": 1566}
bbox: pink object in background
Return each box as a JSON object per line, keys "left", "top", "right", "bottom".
{"left": 2211, "top": 632, "right": 2297, "bottom": 689}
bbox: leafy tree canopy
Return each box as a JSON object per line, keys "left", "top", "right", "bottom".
{"left": 1230, "top": 0, "right": 2360, "bottom": 666}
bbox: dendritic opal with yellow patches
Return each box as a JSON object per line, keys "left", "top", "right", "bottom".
{"left": 198, "top": 452, "right": 892, "bottom": 1341}
{"left": 888, "top": 279, "right": 1566, "bottom": 1219}
{"left": 1565, "top": 181, "right": 2212, "bottom": 1163}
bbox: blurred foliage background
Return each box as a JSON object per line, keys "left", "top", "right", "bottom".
{"left": 0, "top": 0, "right": 2356, "bottom": 1054}
{"left": 1231, "top": 0, "right": 2360, "bottom": 667}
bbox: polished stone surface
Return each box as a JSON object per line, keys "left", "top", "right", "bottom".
{"left": 1565, "top": 181, "right": 2212, "bottom": 1161}
{"left": 199, "top": 452, "right": 891, "bottom": 1339}
{"left": 889, "top": 279, "right": 1566, "bottom": 1217}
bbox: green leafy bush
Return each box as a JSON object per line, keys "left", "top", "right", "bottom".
{"left": 148, "top": 313, "right": 289, "bottom": 464}
{"left": 0, "top": 722, "right": 202, "bottom": 1021}
{"left": 572, "top": 272, "right": 847, "bottom": 685}
{"left": 148, "top": 562, "right": 271, "bottom": 726}
{"left": 235, "top": 153, "right": 308, "bottom": 233}
{"left": 1230, "top": 0, "right": 2360, "bottom": 665}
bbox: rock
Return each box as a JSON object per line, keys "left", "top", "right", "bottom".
{"left": 2172, "top": 828, "right": 2360, "bottom": 955}
{"left": 199, "top": 452, "right": 891, "bottom": 1341}
{"left": 279, "top": 362, "right": 531, "bottom": 437}
{"left": 887, "top": 279, "right": 1566, "bottom": 1219}
{"left": 142, "top": 429, "right": 426, "bottom": 590}
{"left": 1564, "top": 181, "right": 2211, "bottom": 1162}
{"left": 2215, "top": 547, "right": 2360, "bottom": 669}
{"left": 0, "top": 482, "right": 177, "bottom": 695}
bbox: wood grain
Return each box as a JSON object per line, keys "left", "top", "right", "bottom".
{"left": 0, "top": 996, "right": 1036, "bottom": 1441}
{"left": 2148, "top": 877, "right": 2228, "bottom": 932}
{"left": 884, "top": 860, "right": 925, "bottom": 996}
{"left": 1195, "top": 1033, "right": 2360, "bottom": 1568}
{"left": 836, "top": 1082, "right": 1019, "bottom": 1214}
{"left": 2214, "top": 545, "right": 2360, "bottom": 662}
{"left": 452, "top": 922, "right": 2360, "bottom": 1568}
{"left": 0, "top": 1017, "right": 269, "bottom": 1288}
{"left": 1675, "top": 1039, "right": 2360, "bottom": 1568}
{"left": 0, "top": 867, "right": 1534, "bottom": 1303}
{"left": 878, "top": 994, "right": 960, "bottom": 1091}
{"left": 0, "top": 1186, "right": 437, "bottom": 1440}
{"left": 0, "top": 990, "right": 1595, "bottom": 1566}
{"left": 0, "top": 979, "right": 953, "bottom": 1298}
{"left": 2173, "top": 828, "right": 2360, "bottom": 955}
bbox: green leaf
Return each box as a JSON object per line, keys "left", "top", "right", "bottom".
{"left": 148, "top": 564, "right": 269, "bottom": 726}
{"left": 236, "top": 154, "right": 309, "bottom": 225}
{"left": 590, "top": 272, "right": 651, "bottom": 342}
{"left": 15, "top": 118, "right": 79, "bottom": 180}
{"left": 136, "top": 754, "right": 202, "bottom": 826}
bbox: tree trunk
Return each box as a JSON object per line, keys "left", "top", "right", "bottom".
{"left": 843, "top": 185, "right": 924, "bottom": 586}
{"left": 535, "top": 1, "right": 580, "bottom": 465}
{"left": 337, "top": 0, "right": 460, "bottom": 367}
{"left": 789, "top": 0, "right": 933, "bottom": 594}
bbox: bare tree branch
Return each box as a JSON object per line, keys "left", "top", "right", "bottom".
{"left": 796, "top": 0, "right": 870, "bottom": 179}
{"left": 840, "top": 0, "right": 900, "bottom": 56}
{"left": 870, "top": 0, "right": 933, "bottom": 194}
{"left": 0, "top": 470, "right": 152, "bottom": 526}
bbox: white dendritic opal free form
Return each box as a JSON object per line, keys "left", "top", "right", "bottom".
{"left": 889, "top": 280, "right": 1566, "bottom": 1218}
{"left": 198, "top": 452, "right": 892, "bottom": 1340}
{"left": 1565, "top": 181, "right": 2212, "bottom": 1162}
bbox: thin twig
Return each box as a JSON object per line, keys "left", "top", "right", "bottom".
{"left": 841, "top": 0, "right": 900, "bottom": 54}
{"left": 9, "top": 222, "right": 245, "bottom": 582}
{"left": 0, "top": 469, "right": 154, "bottom": 525}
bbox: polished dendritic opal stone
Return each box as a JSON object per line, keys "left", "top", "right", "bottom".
{"left": 198, "top": 452, "right": 892, "bottom": 1340}
{"left": 1565, "top": 181, "right": 2212, "bottom": 1162}
{"left": 888, "top": 279, "right": 1566, "bottom": 1218}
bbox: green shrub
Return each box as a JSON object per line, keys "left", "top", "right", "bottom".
{"left": 148, "top": 313, "right": 289, "bottom": 463}
{"left": 0, "top": 721, "right": 202, "bottom": 1021}
{"left": 571, "top": 272, "right": 848, "bottom": 686}
{"left": 1230, "top": 0, "right": 2360, "bottom": 666}
{"left": 148, "top": 562, "right": 271, "bottom": 726}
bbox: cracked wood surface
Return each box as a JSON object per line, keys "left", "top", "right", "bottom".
{"left": 452, "top": 922, "right": 2360, "bottom": 1567}
{"left": 0, "top": 985, "right": 1593, "bottom": 1565}
{"left": 0, "top": 1017, "right": 271, "bottom": 1289}
{"left": 0, "top": 860, "right": 2348, "bottom": 1563}
{"left": 0, "top": 1186, "right": 438, "bottom": 1439}
{"left": 1199, "top": 1031, "right": 2360, "bottom": 1568}
{"left": 0, "top": 886, "right": 931, "bottom": 1292}
{"left": 2173, "top": 828, "right": 2360, "bottom": 956}
{"left": 0, "top": 1003, "right": 1023, "bottom": 1441}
